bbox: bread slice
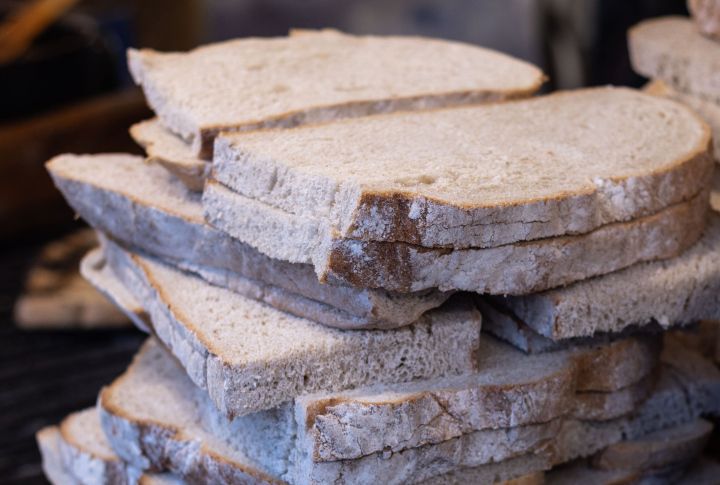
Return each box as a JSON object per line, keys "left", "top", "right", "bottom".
{"left": 480, "top": 210, "right": 720, "bottom": 339}
{"left": 102, "top": 241, "right": 480, "bottom": 419}
{"left": 211, "top": 87, "right": 711, "bottom": 250}
{"left": 204, "top": 178, "right": 709, "bottom": 294}
{"left": 36, "top": 410, "right": 189, "bottom": 485}
{"left": 46, "top": 153, "right": 452, "bottom": 329}
{"left": 592, "top": 418, "right": 713, "bottom": 471}
{"left": 644, "top": 80, "right": 720, "bottom": 162}
{"left": 90, "top": 263, "right": 652, "bottom": 464}
{"left": 572, "top": 370, "right": 658, "bottom": 422}
{"left": 130, "top": 119, "right": 210, "bottom": 191}
{"left": 629, "top": 16, "right": 720, "bottom": 104}
{"left": 97, "top": 335, "right": 720, "bottom": 485}
{"left": 476, "top": 295, "right": 669, "bottom": 354}
{"left": 688, "top": 0, "right": 720, "bottom": 41}
{"left": 128, "top": 29, "right": 544, "bottom": 159}
{"left": 40, "top": 404, "right": 542, "bottom": 485}
{"left": 99, "top": 338, "right": 560, "bottom": 485}
{"left": 79, "top": 247, "right": 150, "bottom": 332}
{"left": 37, "top": 426, "right": 81, "bottom": 485}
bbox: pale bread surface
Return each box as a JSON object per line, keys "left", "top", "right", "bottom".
{"left": 204, "top": 179, "right": 709, "bottom": 293}
{"left": 80, "top": 247, "right": 151, "bottom": 332}
{"left": 629, "top": 16, "right": 720, "bottom": 104}
{"left": 37, "top": 427, "right": 80, "bottom": 485}
{"left": 213, "top": 87, "right": 711, "bottom": 250}
{"left": 103, "top": 241, "right": 480, "bottom": 419}
{"left": 644, "top": 80, "right": 720, "bottom": 162}
{"left": 128, "top": 29, "right": 544, "bottom": 158}
{"left": 47, "top": 153, "right": 452, "bottom": 328}
{"left": 37, "top": 410, "right": 189, "bottom": 485}
{"left": 485, "top": 210, "right": 720, "bottom": 339}
{"left": 130, "top": 119, "right": 210, "bottom": 191}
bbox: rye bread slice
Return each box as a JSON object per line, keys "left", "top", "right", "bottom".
{"left": 629, "top": 16, "right": 720, "bottom": 104}
{"left": 102, "top": 242, "right": 480, "bottom": 419}
{"left": 480, "top": 210, "right": 720, "bottom": 340}
{"left": 46, "top": 153, "right": 452, "bottom": 329}
{"left": 97, "top": 335, "right": 720, "bottom": 485}
{"left": 211, "top": 87, "right": 711, "bottom": 250}
{"left": 204, "top": 178, "right": 709, "bottom": 294}
{"left": 130, "top": 119, "right": 210, "bottom": 191}
{"left": 128, "top": 29, "right": 544, "bottom": 159}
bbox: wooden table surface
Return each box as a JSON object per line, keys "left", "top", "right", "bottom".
{"left": 0, "top": 237, "right": 145, "bottom": 484}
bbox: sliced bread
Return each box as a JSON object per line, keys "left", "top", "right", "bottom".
{"left": 90, "top": 266, "right": 654, "bottom": 464}
{"left": 47, "top": 153, "right": 452, "bottom": 329}
{"left": 41, "top": 405, "right": 541, "bottom": 485}
{"left": 629, "top": 16, "right": 720, "bottom": 104}
{"left": 211, "top": 87, "right": 711, "bottom": 250}
{"left": 480, "top": 210, "right": 720, "bottom": 339}
{"left": 205, "top": 178, "right": 709, "bottom": 294}
{"left": 80, "top": 247, "right": 150, "bottom": 332}
{"left": 592, "top": 418, "right": 713, "bottom": 471}
{"left": 644, "top": 80, "right": 720, "bottom": 162}
{"left": 101, "top": 241, "right": 480, "bottom": 418}
{"left": 130, "top": 119, "right": 210, "bottom": 191}
{"left": 37, "top": 426, "right": 81, "bottom": 485}
{"left": 37, "top": 410, "right": 194, "bottom": 485}
{"left": 128, "top": 29, "right": 544, "bottom": 158}
{"left": 98, "top": 336, "right": 720, "bottom": 485}
{"left": 476, "top": 295, "right": 671, "bottom": 354}
{"left": 99, "top": 338, "right": 559, "bottom": 485}
{"left": 572, "top": 370, "right": 658, "bottom": 422}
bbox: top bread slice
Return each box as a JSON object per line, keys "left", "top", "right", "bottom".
{"left": 629, "top": 16, "right": 720, "bottom": 104}
{"left": 46, "top": 153, "right": 452, "bottom": 329}
{"left": 212, "top": 86, "right": 711, "bottom": 250}
{"left": 128, "top": 29, "right": 544, "bottom": 159}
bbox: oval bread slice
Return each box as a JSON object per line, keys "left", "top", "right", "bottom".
{"left": 128, "top": 29, "right": 544, "bottom": 158}
{"left": 212, "top": 86, "right": 712, "bottom": 250}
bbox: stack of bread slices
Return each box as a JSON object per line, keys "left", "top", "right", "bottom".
{"left": 38, "top": 29, "right": 720, "bottom": 485}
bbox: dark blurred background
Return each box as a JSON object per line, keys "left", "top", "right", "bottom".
{"left": 0, "top": 0, "right": 691, "bottom": 483}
